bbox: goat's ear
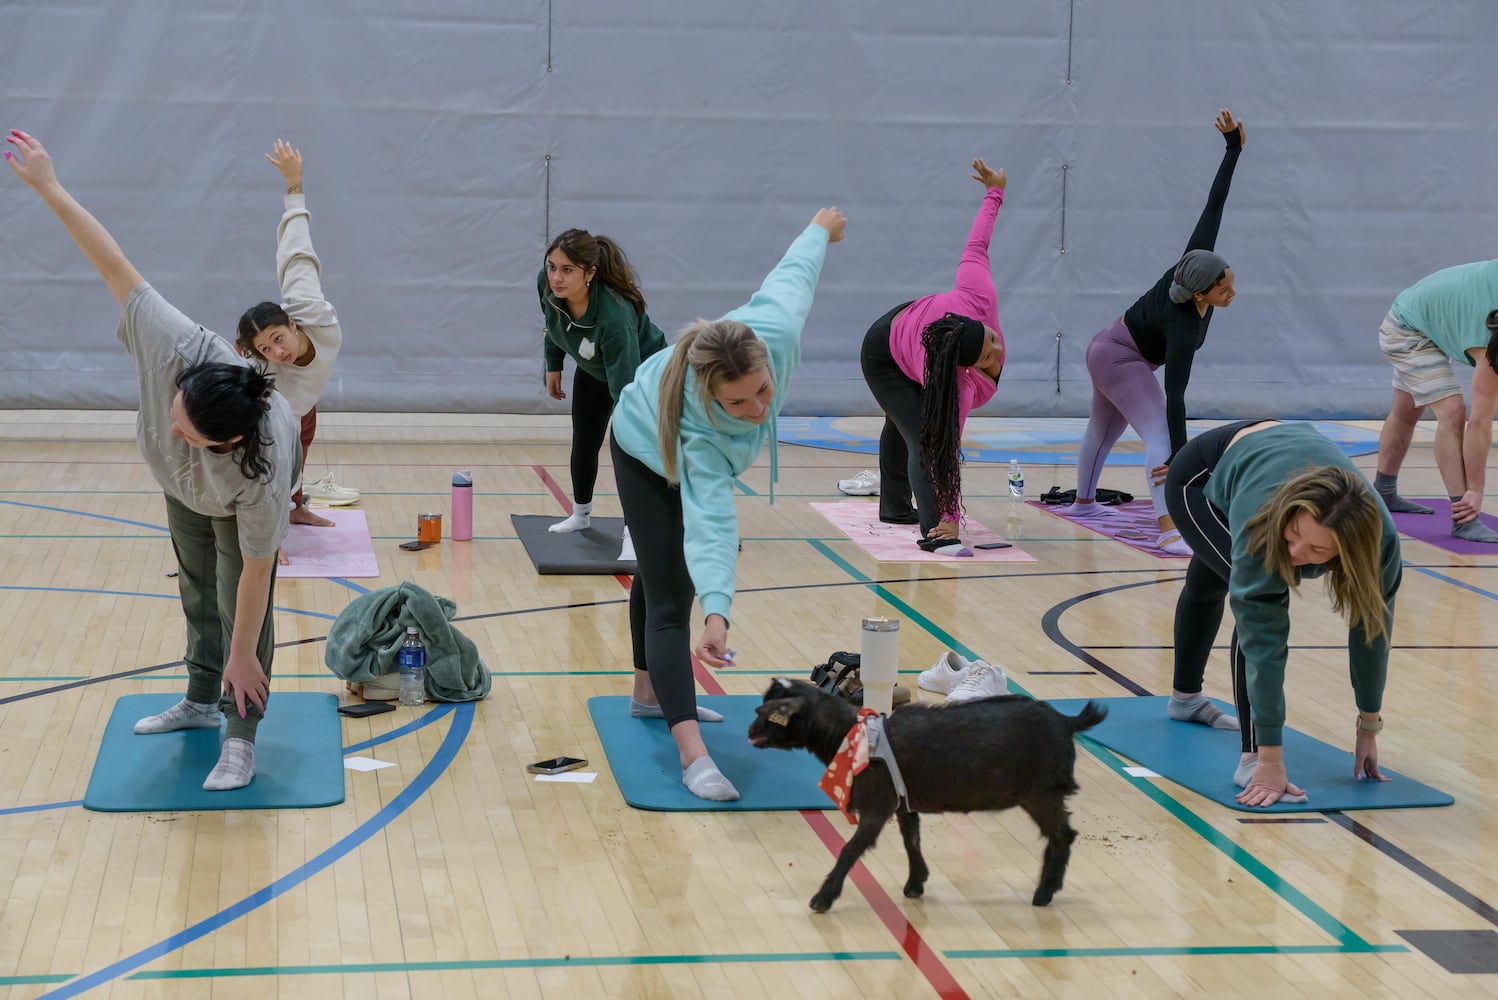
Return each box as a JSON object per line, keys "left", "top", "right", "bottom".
{"left": 767, "top": 697, "right": 804, "bottom": 727}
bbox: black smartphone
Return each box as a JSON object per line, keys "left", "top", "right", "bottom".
{"left": 338, "top": 702, "right": 397, "bottom": 718}
{"left": 975, "top": 541, "right": 1013, "bottom": 550}
{"left": 527, "top": 756, "right": 588, "bottom": 775}
{"left": 399, "top": 540, "right": 435, "bottom": 551}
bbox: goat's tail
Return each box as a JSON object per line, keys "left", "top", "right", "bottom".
{"left": 1067, "top": 700, "right": 1107, "bottom": 735}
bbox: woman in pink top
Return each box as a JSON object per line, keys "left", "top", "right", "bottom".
{"left": 859, "top": 158, "right": 1007, "bottom": 553}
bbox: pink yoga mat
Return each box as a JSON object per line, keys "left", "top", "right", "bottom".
{"left": 1029, "top": 499, "right": 1189, "bottom": 559}
{"left": 278, "top": 508, "right": 381, "bottom": 579}
{"left": 812, "top": 501, "right": 1036, "bottom": 562}
{"left": 1390, "top": 499, "right": 1498, "bottom": 555}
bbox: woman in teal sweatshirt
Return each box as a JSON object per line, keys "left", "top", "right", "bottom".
{"left": 1164, "top": 420, "right": 1402, "bottom": 807}
{"left": 609, "top": 207, "right": 847, "bottom": 802}
{"left": 539, "top": 229, "right": 666, "bottom": 537}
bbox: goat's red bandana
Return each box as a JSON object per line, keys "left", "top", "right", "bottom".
{"left": 819, "top": 708, "right": 879, "bottom": 824}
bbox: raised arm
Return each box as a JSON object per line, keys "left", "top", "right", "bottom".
{"left": 953, "top": 159, "right": 1006, "bottom": 296}
{"left": 1182, "top": 109, "right": 1245, "bottom": 255}
{"left": 266, "top": 140, "right": 335, "bottom": 327}
{"left": 6, "top": 131, "right": 144, "bottom": 304}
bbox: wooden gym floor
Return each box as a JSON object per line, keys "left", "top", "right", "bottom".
{"left": 0, "top": 410, "right": 1492, "bottom": 999}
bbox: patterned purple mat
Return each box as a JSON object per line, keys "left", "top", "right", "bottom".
{"left": 1390, "top": 499, "right": 1498, "bottom": 555}
{"left": 1030, "top": 499, "right": 1189, "bottom": 560}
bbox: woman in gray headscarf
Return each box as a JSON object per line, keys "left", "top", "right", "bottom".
{"left": 1064, "top": 109, "right": 1245, "bottom": 557}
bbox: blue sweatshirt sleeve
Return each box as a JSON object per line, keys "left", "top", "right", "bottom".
{"left": 719, "top": 223, "right": 831, "bottom": 385}
{"left": 677, "top": 432, "right": 740, "bottom": 623}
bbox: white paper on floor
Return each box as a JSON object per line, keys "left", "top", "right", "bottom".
{"left": 534, "top": 771, "right": 599, "bottom": 783}
{"left": 344, "top": 756, "right": 396, "bottom": 772}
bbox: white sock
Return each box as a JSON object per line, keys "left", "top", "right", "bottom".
{"left": 1066, "top": 500, "right": 1108, "bottom": 518}
{"left": 1169, "top": 693, "right": 1239, "bottom": 730}
{"left": 202, "top": 737, "right": 256, "bottom": 791}
{"left": 549, "top": 502, "right": 593, "bottom": 533}
{"left": 134, "top": 698, "right": 221, "bottom": 735}
{"left": 630, "top": 699, "right": 724, "bottom": 723}
{"left": 682, "top": 755, "right": 739, "bottom": 801}
{"left": 618, "top": 526, "right": 635, "bottom": 561}
{"left": 1158, "top": 529, "right": 1193, "bottom": 556}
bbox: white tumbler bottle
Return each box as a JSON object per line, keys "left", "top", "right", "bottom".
{"left": 860, "top": 616, "right": 900, "bottom": 716}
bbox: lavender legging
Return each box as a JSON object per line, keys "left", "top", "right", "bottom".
{"left": 1076, "top": 318, "right": 1172, "bottom": 517}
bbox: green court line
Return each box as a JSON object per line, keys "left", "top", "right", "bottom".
{"left": 124, "top": 951, "right": 901, "bottom": 980}
{"left": 805, "top": 538, "right": 1395, "bottom": 954}
{"left": 945, "top": 944, "right": 1405, "bottom": 960}
{"left": 0, "top": 975, "right": 74, "bottom": 986}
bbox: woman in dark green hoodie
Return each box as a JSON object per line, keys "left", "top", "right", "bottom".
{"left": 1164, "top": 420, "right": 1402, "bottom": 808}
{"left": 539, "top": 229, "right": 666, "bottom": 545}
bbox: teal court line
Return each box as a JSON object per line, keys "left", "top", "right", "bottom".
{"left": 805, "top": 538, "right": 1402, "bottom": 957}
{"left": 116, "top": 951, "right": 901, "bottom": 982}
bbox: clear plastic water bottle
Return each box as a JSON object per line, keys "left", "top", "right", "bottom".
{"left": 398, "top": 626, "right": 426, "bottom": 706}
{"left": 1008, "top": 459, "right": 1025, "bottom": 506}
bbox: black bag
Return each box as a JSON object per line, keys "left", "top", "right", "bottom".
{"left": 1040, "top": 486, "right": 1135, "bottom": 506}
{"left": 809, "top": 650, "right": 863, "bottom": 701}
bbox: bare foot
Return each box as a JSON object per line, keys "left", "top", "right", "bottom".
{"left": 290, "top": 505, "right": 335, "bottom": 527}
{"left": 277, "top": 547, "right": 290, "bottom": 566}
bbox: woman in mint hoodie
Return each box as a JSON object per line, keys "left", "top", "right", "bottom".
{"left": 540, "top": 229, "right": 666, "bottom": 540}
{"left": 609, "top": 207, "right": 848, "bottom": 801}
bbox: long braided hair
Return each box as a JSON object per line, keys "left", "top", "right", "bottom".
{"left": 919, "top": 314, "right": 969, "bottom": 520}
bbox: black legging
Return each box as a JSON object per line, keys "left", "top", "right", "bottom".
{"left": 860, "top": 301, "right": 942, "bottom": 537}
{"left": 1164, "top": 419, "right": 1274, "bottom": 754}
{"left": 569, "top": 367, "right": 615, "bottom": 505}
{"left": 610, "top": 434, "right": 702, "bottom": 728}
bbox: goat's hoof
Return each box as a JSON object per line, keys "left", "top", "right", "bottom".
{"left": 809, "top": 895, "right": 833, "bottom": 913}
{"left": 903, "top": 883, "right": 925, "bottom": 899}
{"left": 1031, "top": 889, "right": 1054, "bottom": 907}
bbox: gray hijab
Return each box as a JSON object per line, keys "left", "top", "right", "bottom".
{"left": 1168, "top": 249, "right": 1229, "bottom": 304}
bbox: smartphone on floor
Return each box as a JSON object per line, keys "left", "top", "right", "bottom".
{"left": 338, "top": 702, "right": 397, "bottom": 718}
{"left": 527, "top": 756, "right": 588, "bottom": 775}
{"left": 975, "top": 541, "right": 1013, "bottom": 550}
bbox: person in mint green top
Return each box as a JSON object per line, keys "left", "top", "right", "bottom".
{"left": 1164, "top": 420, "right": 1401, "bottom": 808}
{"left": 1373, "top": 259, "right": 1498, "bottom": 543}
{"left": 610, "top": 206, "right": 848, "bottom": 802}
{"left": 539, "top": 229, "right": 666, "bottom": 539}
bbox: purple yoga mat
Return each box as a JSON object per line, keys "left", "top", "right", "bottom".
{"left": 1029, "top": 499, "right": 1189, "bottom": 559}
{"left": 1389, "top": 499, "right": 1498, "bottom": 555}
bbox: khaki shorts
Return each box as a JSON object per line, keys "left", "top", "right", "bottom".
{"left": 1379, "top": 311, "right": 1462, "bottom": 407}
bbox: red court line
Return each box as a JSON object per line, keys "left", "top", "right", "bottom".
{"left": 803, "top": 809, "right": 971, "bottom": 1000}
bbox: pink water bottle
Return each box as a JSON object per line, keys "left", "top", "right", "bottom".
{"left": 451, "top": 469, "right": 473, "bottom": 540}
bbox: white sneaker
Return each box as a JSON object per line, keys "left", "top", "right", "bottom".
{"left": 837, "top": 470, "right": 880, "bottom": 496}
{"left": 618, "top": 526, "right": 635, "bottom": 562}
{"left": 917, "top": 650, "right": 971, "bottom": 694}
{"left": 945, "top": 660, "right": 1009, "bottom": 703}
{"left": 306, "top": 472, "right": 360, "bottom": 506}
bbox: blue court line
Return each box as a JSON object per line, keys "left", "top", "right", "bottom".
{"left": 0, "top": 498, "right": 167, "bottom": 532}
{"left": 39, "top": 702, "right": 475, "bottom": 999}
{"left": 0, "top": 586, "right": 337, "bottom": 621}
{"left": 123, "top": 951, "right": 902, "bottom": 980}
{"left": 1412, "top": 567, "right": 1498, "bottom": 603}
{"left": 341, "top": 703, "right": 454, "bottom": 755}
{"left": 805, "top": 538, "right": 1393, "bottom": 954}
{"left": 329, "top": 578, "right": 370, "bottom": 594}
{"left": 0, "top": 800, "right": 83, "bottom": 817}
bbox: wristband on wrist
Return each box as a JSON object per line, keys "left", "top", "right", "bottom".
{"left": 1356, "top": 714, "right": 1383, "bottom": 733}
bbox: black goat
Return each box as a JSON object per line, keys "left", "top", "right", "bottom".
{"left": 748, "top": 677, "right": 1105, "bottom": 913}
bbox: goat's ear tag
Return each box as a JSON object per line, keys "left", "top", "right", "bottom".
{"left": 768, "top": 708, "right": 791, "bottom": 726}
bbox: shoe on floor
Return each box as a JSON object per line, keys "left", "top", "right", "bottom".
{"left": 918, "top": 650, "right": 971, "bottom": 694}
{"left": 306, "top": 472, "right": 360, "bottom": 506}
{"left": 945, "top": 660, "right": 1009, "bottom": 703}
{"left": 837, "top": 470, "right": 880, "bottom": 496}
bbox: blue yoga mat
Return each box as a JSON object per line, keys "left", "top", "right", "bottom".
{"left": 83, "top": 693, "right": 346, "bottom": 812}
{"left": 1049, "top": 696, "right": 1454, "bottom": 813}
{"left": 588, "top": 695, "right": 833, "bottom": 812}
